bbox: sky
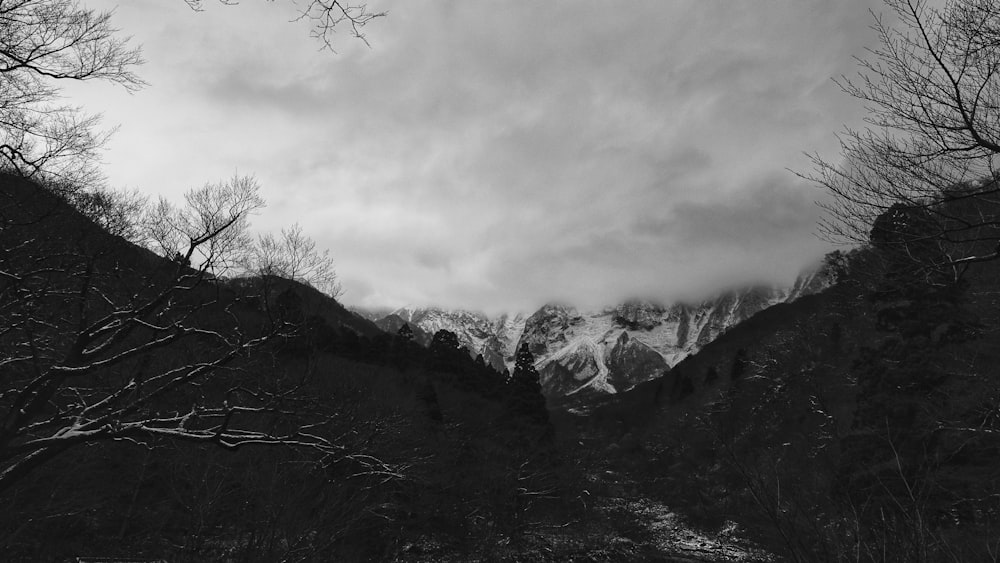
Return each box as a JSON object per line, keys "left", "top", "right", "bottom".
{"left": 65, "top": 0, "right": 885, "bottom": 314}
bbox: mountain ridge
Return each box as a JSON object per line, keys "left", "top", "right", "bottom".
{"left": 353, "top": 264, "right": 833, "bottom": 405}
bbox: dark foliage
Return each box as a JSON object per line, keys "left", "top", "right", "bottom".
{"left": 585, "top": 190, "right": 1000, "bottom": 562}
{"left": 0, "top": 176, "right": 573, "bottom": 561}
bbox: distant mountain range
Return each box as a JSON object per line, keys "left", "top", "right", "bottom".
{"left": 352, "top": 267, "right": 831, "bottom": 405}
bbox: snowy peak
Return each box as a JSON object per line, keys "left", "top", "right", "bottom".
{"left": 360, "top": 263, "right": 834, "bottom": 407}
{"left": 518, "top": 266, "right": 833, "bottom": 403}
{"left": 366, "top": 306, "right": 525, "bottom": 372}
{"left": 537, "top": 337, "right": 612, "bottom": 397}
{"left": 518, "top": 304, "right": 587, "bottom": 358}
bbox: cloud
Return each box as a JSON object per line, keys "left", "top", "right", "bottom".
{"left": 67, "top": 0, "right": 882, "bottom": 313}
{"left": 640, "top": 175, "right": 824, "bottom": 247}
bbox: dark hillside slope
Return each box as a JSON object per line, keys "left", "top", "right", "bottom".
{"left": 589, "top": 239, "right": 1000, "bottom": 561}
{"left": 0, "top": 172, "right": 381, "bottom": 338}
{"left": 373, "top": 312, "right": 433, "bottom": 345}
{"left": 0, "top": 174, "right": 573, "bottom": 562}
{"left": 231, "top": 274, "right": 383, "bottom": 338}
{"left": 585, "top": 289, "right": 843, "bottom": 430}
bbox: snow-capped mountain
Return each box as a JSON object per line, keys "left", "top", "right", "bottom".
{"left": 360, "top": 266, "right": 832, "bottom": 402}
{"left": 360, "top": 307, "right": 526, "bottom": 373}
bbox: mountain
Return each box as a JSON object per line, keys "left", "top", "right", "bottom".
{"left": 352, "top": 307, "right": 527, "bottom": 373}
{"left": 516, "top": 274, "right": 830, "bottom": 405}
{"left": 360, "top": 267, "right": 831, "bottom": 406}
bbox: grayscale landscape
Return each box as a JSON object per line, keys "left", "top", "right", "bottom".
{"left": 2, "top": 1, "right": 1000, "bottom": 561}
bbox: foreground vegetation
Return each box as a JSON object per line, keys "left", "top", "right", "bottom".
{"left": 6, "top": 162, "right": 1000, "bottom": 562}
{"left": 5, "top": 0, "right": 1000, "bottom": 560}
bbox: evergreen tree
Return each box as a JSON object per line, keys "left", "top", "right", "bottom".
{"left": 397, "top": 322, "right": 414, "bottom": 341}
{"left": 508, "top": 344, "right": 549, "bottom": 427}
{"left": 428, "top": 329, "right": 463, "bottom": 373}
{"left": 430, "top": 329, "right": 460, "bottom": 351}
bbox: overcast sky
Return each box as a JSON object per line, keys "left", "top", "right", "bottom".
{"left": 66, "top": 0, "right": 884, "bottom": 314}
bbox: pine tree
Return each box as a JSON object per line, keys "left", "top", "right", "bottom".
{"left": 397, "top": 322, "right": 414, "bottom": 341}
{"left": 508, "top": 344, "right": 549, "bottom": 427}
{"left": 428, "top": 329, "right": 463, "bottom": 373}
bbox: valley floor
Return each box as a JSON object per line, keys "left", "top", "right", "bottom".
{"left": 394, "top": 448, "right": 772, "bottom": 563}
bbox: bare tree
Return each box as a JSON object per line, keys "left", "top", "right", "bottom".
{"left": 183, "top": 0, "right": 387, "bottom": 51}
{"left": 0, "top": 0, "right": 144, "bottom": 185}
{"left": 143, "top": 175, "right": 264, "bottom": 277}
{"left": 805, "top": 0, "right": 1000, "bottom": 273}
{"left": 1, "top": 0, "right": 383, "bottom": 186}
{"left": 245, "top": 223, "right": 343, "bottom": 297}
{"left": 0, "top": 173, "right": 374, "bottom": 494}
{"left": 68, "top": 185, "right": 148, "bottom": 244}
{"left": 0, "top": 0, "right": 385, "bottom": 496}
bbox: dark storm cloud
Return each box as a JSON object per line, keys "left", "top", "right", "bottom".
{"left": 636, "top": 176, "right": 824, "bottom": 248}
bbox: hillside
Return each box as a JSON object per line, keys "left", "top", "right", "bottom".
{"left": 8, "top": 171, "right": 999, "bottom": 562}
{"left": 579, "top": 238, "right": 1000, "bottom": 561}
{"left": 2, "top": 173, "right": 764, "bottom": 562}
{"left": 0, "top": 174, "right": 554, "bottom": 560}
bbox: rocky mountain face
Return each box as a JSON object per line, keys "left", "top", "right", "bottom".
{"left": 359, "top": 267, "right": 831, "bottom": 404}
{"left": 355, "top": 307, "right": 526, "bottom": 373}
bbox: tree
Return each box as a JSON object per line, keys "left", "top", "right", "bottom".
{"left": 508, "top": 344, "right": 548, "bottom": 427}
{"left": 397, "top": 322, "right": 414, "bottom": 341}
{"left": 1, "top": 0, "right": 383, "bottom": 187}
{"left": 244, "top": 223, "right": 342, "bottom": 297}
{"left": 143, "top": 175, "right": 263, "bottom": 275}
{"left": 806, "top": 0, "right": 1000, "bottom": 273}
{"left": 428, "top": 329, "right": 463, "bottom": 372}
{"left": 184, "top": 0, "right": 386, "bottom": 51}
{"left": 0, "top": 173, "right": 361, "bottom": 494}
{"left": 0, "top": 0, "right": 144, "bottom": 185}
{"left": 67, "top": 186, "right": 149, "bottom": 244}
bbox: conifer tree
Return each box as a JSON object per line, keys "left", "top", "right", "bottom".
{"left": 397, "top": 323, "right": 414, "bottom": 342}
{"left": 428, "top": 329, "right": 463, "bottom": 373}
{"left": 508, "top": 344, "right": 548, "bottom": 426}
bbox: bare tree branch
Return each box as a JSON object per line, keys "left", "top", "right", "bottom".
{"left": 0, "top": 0, "right": 144, "bottom": 185}
{"left": 803, "top": 0, "right": 1000, "bottom": 276}
{"left": 183, "top": 0, "right": 386, "bottom": 52}
{"left": 0, "top": 173, "right": 365, "bottom": 494}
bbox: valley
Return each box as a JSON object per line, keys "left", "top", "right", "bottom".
{"left": 5, "top": 0, "right": 1000, "bottom": 560}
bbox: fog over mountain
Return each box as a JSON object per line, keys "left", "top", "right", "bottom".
{"left": 357, "top": 263, "right": 831, "bottom": 409}
{"left": 64, "top": 0, "right": 884, "bottom": 314}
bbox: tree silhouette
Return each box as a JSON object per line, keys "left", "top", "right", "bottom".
{"left": 1, "top": 0, "right": 383, "bottom": 185}
{"left": 0, "top": 174, "right": 366, "bottom": 493}
{"left": 243, "top": 223, "right": 342, "bottom": 297}
{"left": 428, "top": 329, "right": 463, "bottom": 374}
{"left": 184, "top": 0, "right": 385, "bottom": 51}
{"left": 397, "top": 323, "right": 414, "bottom": 342}
{"left": 804, "top": 0, "right": 1000, "bottom": 273}
{"left": 0, "top": 0, "right": 143, "bottom": 185}
{"left": 508, "top": 344, "right": 548, "bottom": 427}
